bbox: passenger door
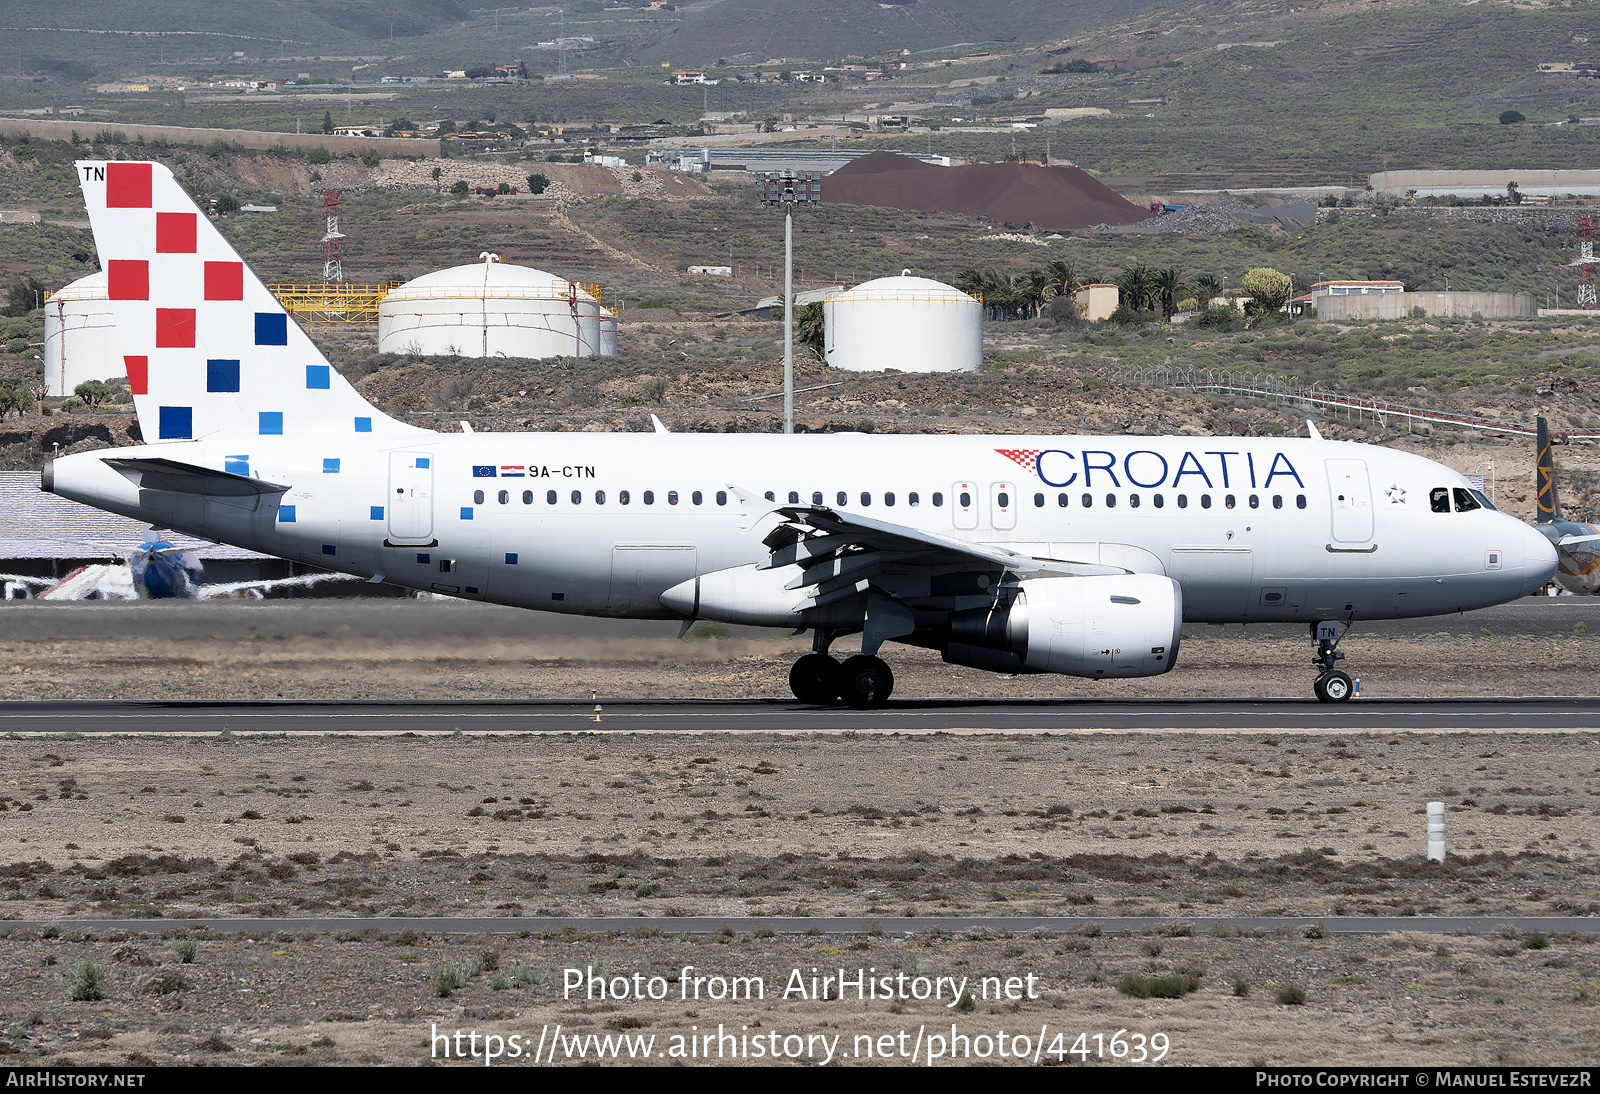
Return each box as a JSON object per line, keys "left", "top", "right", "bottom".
{"left": 387, "top": 451, "right": 434, "bottom": 545}
{"left": 989, "top": 481, "right": 1016, "bottom": 531}
{"left": 1326, "top": 458, "right": 1374, "bottom": 544}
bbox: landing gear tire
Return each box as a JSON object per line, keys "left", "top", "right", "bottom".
{"left": 838, "top": 655, "right": 894, "bottom": 707}
{"left": 1314, "top": 670, "right": 1354, "bottom": 704}
{"left": 789, "top": 654, "right": 841, "bottom": 704}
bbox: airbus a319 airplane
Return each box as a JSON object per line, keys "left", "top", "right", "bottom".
{"left": 45, "top": 160, "right": 1558, "bottom": 704}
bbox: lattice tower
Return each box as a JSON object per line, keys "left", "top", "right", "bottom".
{"left": 321, "top": 190, "right": 345, "bottom": 284}
{"left": 1575, "top": 215, "right": 1597, "bottom": 310}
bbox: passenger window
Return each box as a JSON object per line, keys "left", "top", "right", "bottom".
{"left": 522, "top": 490, "right": 533, "bottom": 504}
{"left": 884, "top": 492, "right": 895, "bottom": 507}
{"left": 473, "top": 490, "right": 485, "bottom": 505}
{"left": 1225, "top": 494, "right": 1236, "bottom": 509}
{"left": 1296, "top": 495, "right": 1307, "bottom": 509}
{"left": 498, "top": 490, "right": 508, "bottom": 504}
{"left": 812, "top": 491, "right": 823, "bottom": 505}
{"left": 932, "top": 492, "right": 944, "bottom": 507}
{"left": 1057, "top": 493, "right": 1069, "bottom": 507}
{"left": 860, "top": 492, "right": 871, "bottom": 506}
{"left": 1249, "top": 494, "right": 1259, "bottom": 509}
{"left": 546, "top": 489, "right": 557, "bottom": 505}
{"left": 764, "top": 491, "right": 774, "bottom": 502}
{"left": 996, "top": 491, "right": 1009, "bottom": 508}
{"left": 1154, "top": 494, "right": 1164, "bottom": 509}
{"left": 571, "top": 490, "right": 582, "bottom": 504}
{"left": 1453, "top": 487, "right": 1481, "bottom": 513}
{"left": 1081, "top": 493, "right": 1092, "bottom": 508}
{"left": 1105, "top": 493, "right": 1116, "bottom": 508}
{"left": 1177, "top": 494, "right": 1188, "bottom": 509}
{"left": 716, "top": 490, "right": 728, "bottom": 506}
{"left": 692, "top": 490, "right": 704, "bottom": 505}
{"left": 1201, "top": 494, "right": 1212, "bottom": 509}
{"left": 789, "top": 491, "right": 800, "bottom": 504}
{"left": 1130, "top": 493, "right": 1141, "bottom": 509}
{"left": 668, "top": 491, "right": 679, "bottom": 505}
{"left": 620, "top": 490, "right": 631, "bottom": 505}
{"left": 1034, "top": 493, "right": 1045, "bottom": 508}
{"left": 644, "top": 490, "right": 655, "bottom": 505}
{"left": 837, "top": 491, "right": 848, "bottom": 506}
{"left": 595, "top": 490, "right": 606, "bottom": 505}
{"left": 959, "top": 491, "right": 972, "bottom": 507}
{"left": 909, "top": 492, "right": 920, "bottom": 506}
{"left": 1272, "top": 495, "right": 1283, "bottom": 509}
{"left": 1430, "top": 487, "right": 1451, "bottom": 513}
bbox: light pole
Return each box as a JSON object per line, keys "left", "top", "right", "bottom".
{"left": 757, "top": 170, "right": 820, "bottom": 434}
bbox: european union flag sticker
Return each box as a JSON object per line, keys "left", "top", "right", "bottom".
{"left": 472, "top": 465, "right": 496, "bottom": 478}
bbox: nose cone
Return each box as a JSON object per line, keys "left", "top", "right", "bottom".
{"left": 1522, "top": 520, "right": 1559, "bottom": 594}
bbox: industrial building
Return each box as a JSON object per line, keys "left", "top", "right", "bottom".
{"left": 823, "top": 273, "right": 981, "bottom": 373}
{"left": 1314, "top": 291, "right": 1536, "bottom": 320}
{"left": 377, "top": 254, "right": 616, "bottom": 359}
{"left": 1073, "top": 283, "right": 1119, "bottom": 322}
{"left": 42, "top": 271, "right": 122, "bottom": 397}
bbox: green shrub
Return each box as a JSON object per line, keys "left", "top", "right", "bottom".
{"left": 307, "top": 147, "right": 331, "bottom": 165}
{"left": 170, "top": 938, "right": 198, "bottom": 964}
{"left": 1277, "top": 985, "right": 1307, "bottom": 1005}
{"left": 360, "top": 148, "right": 380, "bottom": 168}
{"left": 63, "top": 961, "right": 107, "bottom": 1001}
{"left": 1117, "top": 973, "right": 1200, "bottom": 999}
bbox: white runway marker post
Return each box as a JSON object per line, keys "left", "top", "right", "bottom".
{"left": 1427, "top": 801, "right": 1446, "bottom": 862}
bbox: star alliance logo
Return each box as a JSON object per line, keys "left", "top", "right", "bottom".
{"left": 1386, "top": 484, "right": 1407, "bottom": 504}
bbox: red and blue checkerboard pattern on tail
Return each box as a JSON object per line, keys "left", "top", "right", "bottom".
{"left": 76, "top": 160, "right": 421, "bottom": 444}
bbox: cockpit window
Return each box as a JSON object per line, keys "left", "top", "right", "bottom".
{"left": 1453, "top": 487, "right": 1481, "bottom": 513}
{"left": 1430, "top": 487, "right": 1451, "bottom": 513}
{"left": 1469, "top": 489, "right": 1497, "bottom": 511}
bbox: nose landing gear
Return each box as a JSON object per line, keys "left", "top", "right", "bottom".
{"left": 787, "top": 629, "right": 895, "bottom": 706}
{"left": 1312, "top": 620, "right": 1355, "bottom": 703}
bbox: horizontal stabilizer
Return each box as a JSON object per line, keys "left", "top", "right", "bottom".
{"left": 103, "top": 456, "right": 289, "bottom": 497}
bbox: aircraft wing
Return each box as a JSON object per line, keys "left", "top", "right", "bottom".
{"left": 751, "top": 500, "right": 1127, "bottom": 596}
{"left": 196, "top": 571, "right": 366, "bottom": 599}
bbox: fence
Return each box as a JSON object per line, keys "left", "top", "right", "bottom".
{"left": 1129, "top": 368, "right": 1600, "bottom": 441}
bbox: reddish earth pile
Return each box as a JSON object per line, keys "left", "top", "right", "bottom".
{"left": 822, "top": 150, "right": 1148, "bottom": 230}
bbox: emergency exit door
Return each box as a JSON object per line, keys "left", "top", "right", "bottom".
{"left": 1325, "top": 458, "right": 1374, "bottom": 543}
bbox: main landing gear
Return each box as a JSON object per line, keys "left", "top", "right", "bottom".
{"left": 788, "top": 629, "right": 895, "bottom": 707}
{"left": 1311, "top": 620, "right": 1355, "bottom": 703}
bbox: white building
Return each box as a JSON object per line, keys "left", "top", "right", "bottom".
{"left": 378, "top": 254, "right": 616, "bottom": 360}
{"left": 42, "top": 271, "right": 123, "bottom": 398}
{"left": 823, "top": 273, "right": 982, "bottom": 373}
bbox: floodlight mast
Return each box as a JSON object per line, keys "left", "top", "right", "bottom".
{"left": 759, "top": 171, "right": 820, "bottom": 433}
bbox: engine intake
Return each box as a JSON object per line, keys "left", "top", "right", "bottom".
{"left": 946, "top": 573, "right": 1182, "bottom": 678}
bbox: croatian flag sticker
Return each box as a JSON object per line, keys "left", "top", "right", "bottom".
{"left": 500, "top": 465, "right": 526, "bottom": 477}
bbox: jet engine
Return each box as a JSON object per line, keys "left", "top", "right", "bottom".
{"left": 947, "top": 573, "right": 1182, "bottom": 678}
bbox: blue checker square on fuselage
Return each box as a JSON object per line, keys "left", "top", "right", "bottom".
{"left": 224, "top": 456, "right": 249, "bottom": 475}
{"left": 158, "top": 406, "right": 192, "bottom": 439}
{"left": 323, "top": 458, "right": 340, "bottom": 473}
{"left": 279, "top": 505, "right": 296, "bottom": 523}
{"left": 206, "top": 359, "right": 240, "bottom": 392}
{"left": 306, "top": 364, "right": 330, "bottom": 389}
{"left": 354, "top": 417, "right": 372, "bottom": 432}
{"left": 255, "top": 312, "right": 288, "bottom": 346}
{"left": 370, "top": 506, "right": 383, "bottom": 520}
{"left": 259, "top": 412, "right": 283, "bottom": 435}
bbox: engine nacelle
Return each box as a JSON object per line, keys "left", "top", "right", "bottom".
{"left": 948, "top": 573, "right": 1182, "bottom": 678}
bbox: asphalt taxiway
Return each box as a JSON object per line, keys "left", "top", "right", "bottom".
{"left": 5, "top": 696, "right": 1600, "bottom": 734}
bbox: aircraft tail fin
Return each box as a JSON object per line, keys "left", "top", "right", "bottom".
{"left": 1536, "top": 415, "right": 1561, "bottom": 523}
{"left": 74, "top": 160, "right": 419, "bottom": 444}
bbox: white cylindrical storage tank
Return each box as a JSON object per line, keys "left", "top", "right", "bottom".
{"left": 43, "top": 271, "right": 124, "bottom": 397}
{"left": 378, "top": 253, "right": 615, "bottom": 359}
{"left": 823, "top": 272, "right": 981, "bottom": 373}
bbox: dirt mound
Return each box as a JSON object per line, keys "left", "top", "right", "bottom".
{"left": 822, "top": 151, "right": 1148, "bottom": 230}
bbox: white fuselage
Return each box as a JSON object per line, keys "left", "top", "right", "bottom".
{"left": 47, "top": 431, "right": 1556, "bottom": 627}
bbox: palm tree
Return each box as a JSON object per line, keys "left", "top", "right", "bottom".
{"left": 953, "top": 268, "right": 986, "bottom": 300}
{"left": 1013, "top": 269, "right": 1047, "bottom": 318}
{"left": 1039, "top": 259, "right": 1078, "bottom": 304}
{"left": 1115, "top": 262, "right": 1155, "bottom": 315}
{"left": 1150, "top": 266, "right": 1184, "bottom": 321}
{"left": 980, "top": 269, "right": 1017, "bottom": 321}
{"left": 1192, "top": 273, "right": 1222, "bottom": 309}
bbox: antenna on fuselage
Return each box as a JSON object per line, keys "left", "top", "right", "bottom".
{"left": 1306, "top": 419, "right": 1324, "bottom": 441}
{"left": 651, "top": 414, "right": 671, "bottom": 434}
{"left": 1536, "top": 415, "right": 1561, "bottom": 524}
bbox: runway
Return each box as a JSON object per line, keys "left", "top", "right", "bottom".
{"left": 5, "top": 916, "right": 1598, "bottom": 936}
{"left": 6, "top": 696, "right": 1600, "bottom": 734}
